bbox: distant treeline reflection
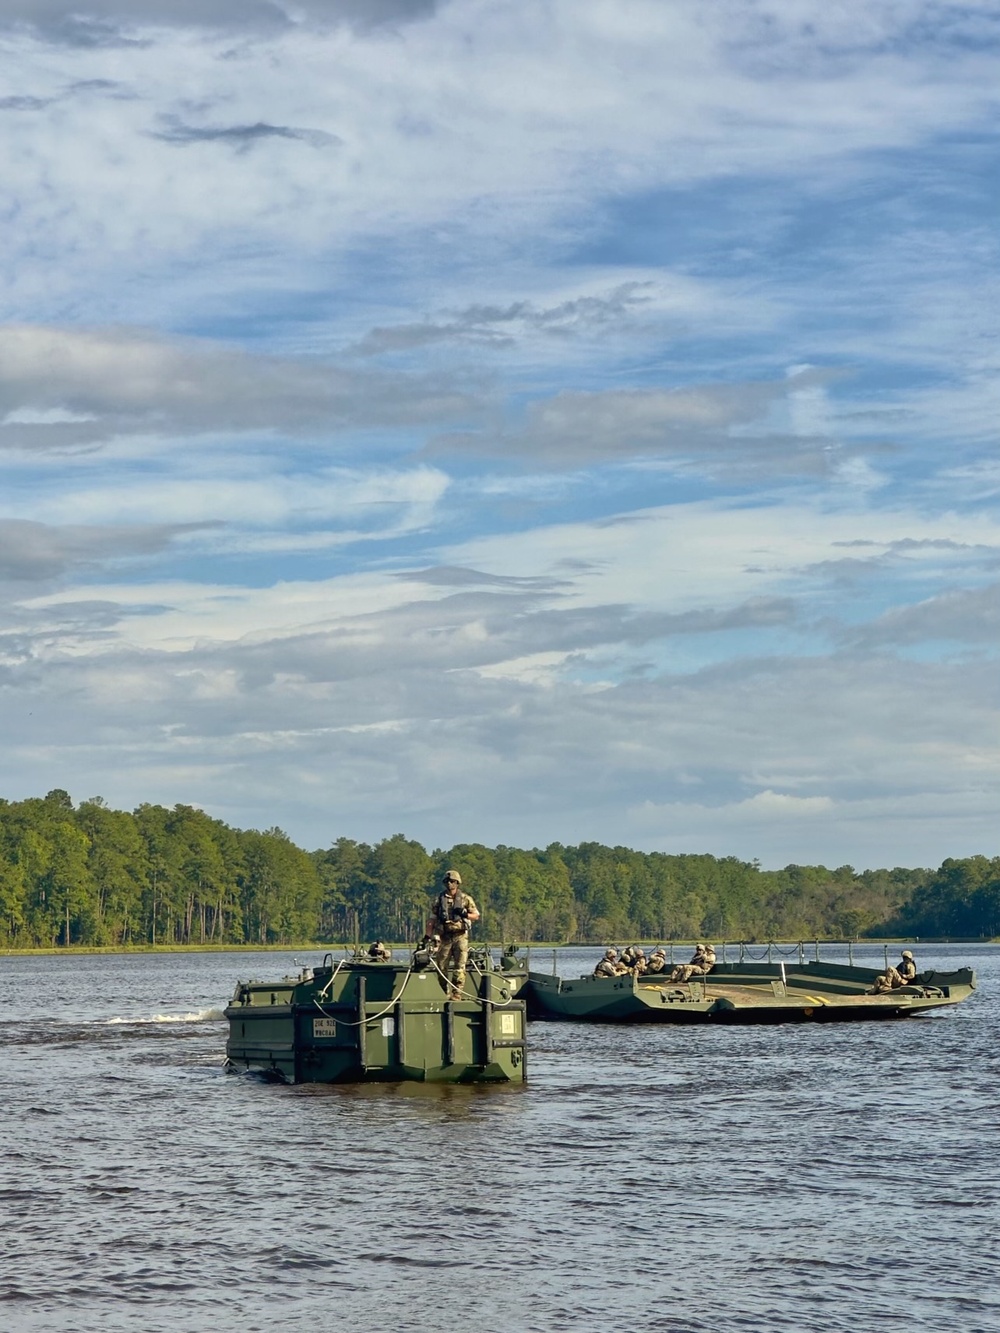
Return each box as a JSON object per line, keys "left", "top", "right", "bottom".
{"left": 1, "top": 790, "right": 997, "bottom": 948}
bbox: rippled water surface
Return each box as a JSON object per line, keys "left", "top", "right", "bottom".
{"left": 2, "top": 944, "right": 998, "bottom": 1332}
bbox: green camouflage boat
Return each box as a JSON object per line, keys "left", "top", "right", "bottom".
{"left": 225, "top": 949, "right": 527, "bottom": 1083}
{"left": 525, "top": 957, "right": 976, "bottom": 1024}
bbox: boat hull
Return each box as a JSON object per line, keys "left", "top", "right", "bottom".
{"left": 226, "top": 958, "right": 527, "bottom": 1083}
{"left": 525, "top": 960, "right": 977, "bottom": 1024}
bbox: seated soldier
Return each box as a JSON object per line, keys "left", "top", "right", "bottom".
{"left": 669, "top": 942, "right": 717, "bottom": 984}
{"left": 367, "top": 939, "right": 391, "bottom": 961}
{"left": 594, "top": 948, "right": 620, "bottom": 978}
{"left": 669, "top": 943, "right": 706, "bottom": 983}
{"left": 631, "top": 947, "right": 648, "bottom": 975}
{"left": 872, "top": 949, "right": 918, "bottom": 993}
{"left": 620, "top": 945, "right": 638, "bottom": 968}
{"left": 645, "top": 947, "right": 667, "bottom": 974}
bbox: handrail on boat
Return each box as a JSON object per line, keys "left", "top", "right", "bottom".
{"left": 735, "top": 941, "right": 805, "bottom": 963}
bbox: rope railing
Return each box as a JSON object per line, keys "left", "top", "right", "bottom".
{"left": 312, "top": 966, "right": 415, "bottom": 1027}
{"left": 735, "top": 945, "right": 773, "bottom": 962}
{"left": 309, "top": 949, "right": 521, "bottom": 1024}
{"left": 432, "top": 954, "right": 521, "bottom": 1007}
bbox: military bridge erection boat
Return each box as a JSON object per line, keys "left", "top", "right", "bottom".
{"left": 224, "top": 944, "right": 976, "bottom": 1085}
{"left": 225, "top": 948, "right": 527, "bottom": 1084}
{"left": 525, "top": 955, "right": 977, "bottom": 1024}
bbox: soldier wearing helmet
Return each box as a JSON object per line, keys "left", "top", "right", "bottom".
{"left": 593, "top": 947, "right": 620, "bottom": 978}
{"left": 428, "top": 869, "right": 480, "bottom": 1000}
{"left": 669, "top": 942, "right": 717, "bottom": 984}
{"left": 873, "top": 949, "right": 919, "bottom": 993}
{"left": 645, "top": 947, "right": 668, "bottom": 974}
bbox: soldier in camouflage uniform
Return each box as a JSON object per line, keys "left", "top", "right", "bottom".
{"left": 428, "top": 870, "right": 480, "bottom": 1000}
{"left": 873, "top": 949, "right": 918, "bottom": 993}
{"left": 669, "top": 943, "right": 717, "bottom": 983}
{"left": 898, "top": 949, "right": 918, "bottom": 982}
{"left": 645, "top": 948, "right": 667, "bottom": 974}
{"left": 594, "top": 948, "right": 620, "bottom": 977}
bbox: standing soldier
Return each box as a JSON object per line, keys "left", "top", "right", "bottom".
{"left": 428, "top": 870, "right": 480, "bottom": 1000}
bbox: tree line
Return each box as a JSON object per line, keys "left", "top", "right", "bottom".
{"left": 0, "top": 791, "right": 996, "bottom": 948}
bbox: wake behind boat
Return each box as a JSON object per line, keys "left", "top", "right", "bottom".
{"left": 525, "top": 955, "right": 976, "bottom": 1023}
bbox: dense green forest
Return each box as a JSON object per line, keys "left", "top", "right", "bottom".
{"left": 0, "top": 791, "right": 997, "bottom": 948}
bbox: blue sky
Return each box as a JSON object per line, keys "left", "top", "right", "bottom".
{"left": 2, "top": 0, "right": 999, "bottom": 867}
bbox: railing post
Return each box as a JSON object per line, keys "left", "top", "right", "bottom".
{"left": 357, "top": 973, "right": 367, "bottom": 1071}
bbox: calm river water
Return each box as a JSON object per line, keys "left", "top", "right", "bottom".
{"left": 1, "top": 943, "right": 997, "bottom": 1333}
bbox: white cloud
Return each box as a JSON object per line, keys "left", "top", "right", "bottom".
{"left": 446, "top": 498, "right": 1000, "bottom": 620}
{"left": 1, "top": 491, "right": 996, "bottom": 862}
{"left": 27, "top": 464, "right": 450, "bottom": 537}
{"left": 0, "top": 0, "right": 438, "bottom": 41}
{"left": 1, "top": 1, "right": 999, "bottom": 869}
{"left": 2, "top": 618, "right": 999, "bottom": 865}
{"left": 734, "top": 790, "right": 835, "bottom": 816}
{"left": 0, "top": 518, "right": 197, "bottom": 583}
{"left": 0, "top": 326, "right": 473, "bottom": 449}
{"left": 4, "top": 2, "right": 1000, "bottom": 322}
{"left": 431, "top": 370, "right": 850, "bottom": 475}
{"left": 845, "top": 581, "right": 1000, "bottom": 648}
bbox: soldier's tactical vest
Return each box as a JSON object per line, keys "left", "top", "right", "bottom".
{"left": 436, "top": 891, "right": 471, "bottom": 934}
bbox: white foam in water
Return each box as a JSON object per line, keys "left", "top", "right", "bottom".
{"left": 105, "top": 1008, "right": 225, "bottom": 1025}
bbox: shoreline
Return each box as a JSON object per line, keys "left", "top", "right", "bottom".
{"left": 4, "top": 936, "right": 991, "bottom": 957}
